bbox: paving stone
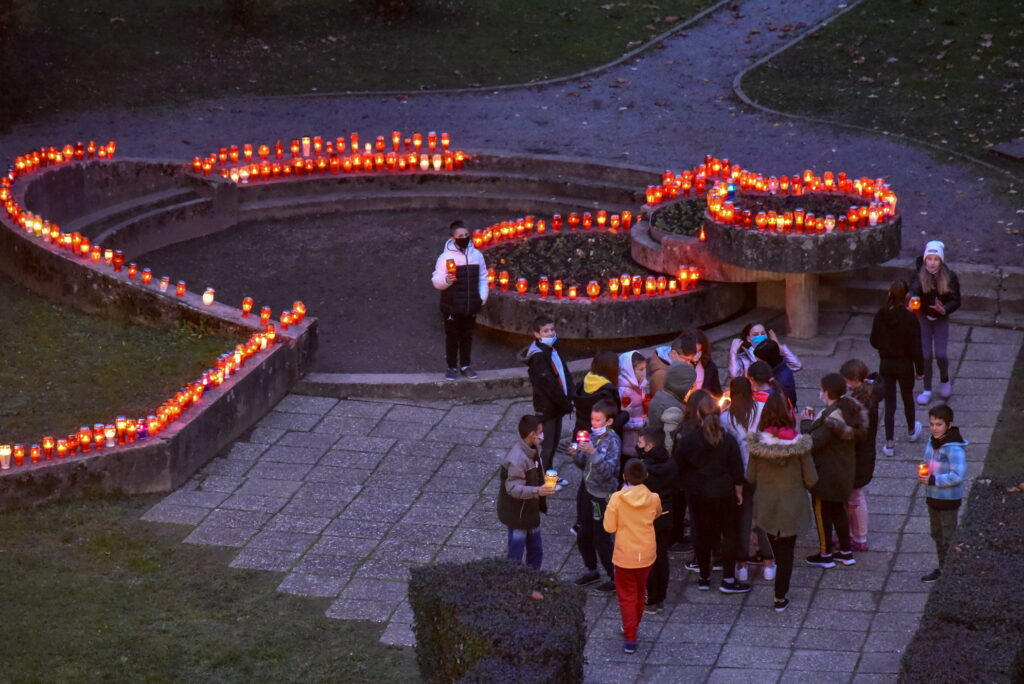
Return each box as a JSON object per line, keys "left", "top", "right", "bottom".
{"left": 385, "top": 439, "right": 454, "bottom": 459}
{"left": 390, "top": 601, "right": 414, "bottom": 624}
{"left": 340, "top": 578, "right": 409, "bottom": 601}
{"left": 803, "top": 609, "right": 873, "bottom": 631}
{"left": 955, "top": 360, "right": 1016, "bottom": 379}
{"left": 265, "top": 514, "right": 332, "bottom": 534}
{"left": 308, "top": 536, "right": 380, "bottom": 558}
{"left": 851, "top": 674, "right": 898, "bottom": 684}
{"left": 274, "top": 395, "right": 338, "bottom": 415}
{"left": 794, "top": 628, "right": 867, "bottom": 652}
{"left": 883, "top": 572, "right": 934, "bottom": 593}
{"left": 354, "top": 560, "right": 421, "bottom": 581}
{"left": 293, "top": 553, "right": 360, "bottom": 577}
{"left": 587, "top": 636, "right": 655, "bottom": 661}
{"left": 423, "top": 473, "right": 488, "bottom": 494}
{"left": 877, "top": 592, "right": 929, "bottom": 613}
{"left": 235, "top": 477, "right": 304, "bottom": 498}
{"left": 384, "top": 404, "right": 448, "bottom": 425}
{"left": 891, "top": 552, "right": 936, "bottom": 571}
{"left": 341, "top": 502, "right": 410, "bottom": 523}
{"left": 247, "top": 427, "right": 286, "bottom": 444}
{"left": 204, "top": 508, "right": 272, "bottom": 529}
{"left": 448, "top": 444, "right": 505, "bottom": 463}
{"left": 365, "top": 471, "right": 433, "bottom": 490}
{"left": 388, "top": 522, "right": 458, "bottom": 543}
{"left": 311, "top": 416, "right": 381, "bottom": 439}
{"left": 867, "top": 495, "right": 911, "bottom": 515}
{"left": 811, "top": 589, "right": 878, "bottom": 612}
{"left": 247, "top": 530, "right": 319, "bottom": 553}
{"left": 200, "top": 458, "right": 254, "bottom": 477}
{"left": 219, "top": 493, "right": 289, "bottom": 513}
{"left": 322, "top": 518, "right": 393, "bottom": 539}
{"left": 725, "top": 625, "right": 798, "bottom": 648}
{"left": 246, "top": 461, "right": 313, "bottom": 481}
{"left": 327, "top": 400, "right": 393, "bottom": 420}
{"left": 778, "top": 670, "right": 844, "bottom": 684}
{"left": 857, "top": 652, "right": 902, "bottom": 674}
{"left": 400, "top": 505, "right": 469, "bottom": 528}
{"left": 732, "top": 605, "right": 808, "bottom": 628}
{"left": 230, "top": 547, "right": 301, "bottom": 572}
{"left": 372, "top": 539, "right": 438, "bottom": 563}
{"left": 227, "top": 442, "right": 269, "bottom": 460}
{"left": 436, "top": 460, "right": 499, "bottom": 479}
{"left": 325, "top": 598, "right": 398, "bottom": 623}
{"left": 267, "top": 437, "right": 331, "bottom": 456}
{"left": 435, "top": 546, "right": 494, "bottom": 563}
{"left": 291, "top": 481, "right": 360, "bottom": 502}
{"left": 818, "top": 570, "right": 888, "bottom": 592}
{"left": 483, "top": 431, "right": 521, "bottom": 449}
{"left": 277, "top": 572, "right": 348, "bottom": 597}
{"left": 656, "top": 621, "right": 732, "bottom": 644}
{"left": 438, "top": 405, "right": 505, "bottom": 431}
{"left": 304, "top": 465, "right": 372, "bottom": 485}
{"left": 258, "top": 411, "right": 322, "bottom": 431}
{"left": 706, "top": 667, "right": 783, "bottom": 683}
{"left": 583, "top": 662, "right": 642, "bottom": 684}
{"left": 424, "top": 425, "right": 490, "bottom": 445}
{"left": 197, "top": 475, "right": 246, "bottom": 493}
{"left": 183, "top": 524, "right": 255, "bottom": 547}
{"left": 716, "top": 645, "right": 791, "bottom": 669}
{"left": 318, "top": 450, "right": 385, "bottom": 470}
{"left": 870, "top": 612, "right": 923, "bottom": 633}
{"left": 141, "top": 502, "right": 211, "bottom": 525}
{"left": 862, "top": 629, "right": 914, "bottom": 653}
{"left": 637, "top": 665, "right": 711, "bottom": 683}
{"left": 330, "top": 436, "right": 396, "bottom": 453}
{"left": 279, "top": 497, "right": 350, "bottom": 518}
{"left": 375, "top": 454, "right": 444, "bottom": 474}
{"left": 371, "top": 420, "right": 433, "bottom": 440}
{"left": 379, "top": 621, "right": 416, "bottom": 647}
{"left": 786, "top": 649, "right": 861, "bottom": 672}
{"left": 350, "top": 486, "right": 411, "bottom": 506}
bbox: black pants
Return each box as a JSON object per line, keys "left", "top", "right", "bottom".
{"left": 767, "top": 534, "right": 796, "bottom": 600}
{"left": 575, "top": 483, "right": 614, "bottom": 579}
{"left": 540, "top": 416, "right": 562, "bottom": 471}
{"left": 443, "top": 312, "right": 475, "bottom": 369}
{"left": 671, "top": 489, "right": 688, "bottom": 543}
{"left": 690, "top": 493, "right": 740, "bottom": 580}
{"left": 813, "top": 497, "right": 850, "bottom": 555}
{"left": 646, "top": 516, "right": 673, "bottom": 604}
{"left": 881, "top": 369, "right": 915, "bottom": 442}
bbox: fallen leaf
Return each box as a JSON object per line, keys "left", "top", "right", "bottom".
{"left": 530, "top": 591, "right": 544, "bottom": 601}
{"left": 110, "top": 16, "right": 126, "bottom": 24}
{"left": 663, "top": 15, "right": 679, "bottom": 23}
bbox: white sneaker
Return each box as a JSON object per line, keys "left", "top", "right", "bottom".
{"left": 939, "top": 381, "right": 952, "bottom": 399}
{"left": 762, "top": 564, "right": 777, "bottom": 581}
{"left": 908, "top": 421, "right": 922, "bottom": 442}
{"left": 882, "top": 442, "right": 895, "bottom": 457}
{"left": 916, "top": 390, "right": 932, "bottom": 405}
{"left": 736, "top": 566, "right": 749, "bottom": 582}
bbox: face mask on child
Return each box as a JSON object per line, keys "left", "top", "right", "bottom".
{"left": 751, "top": 334, "right": 768, "bottom": 347}
{"left": 819, "top": 390, "right": 829, "bottom": 404}
{"left": 539, "top": 336, "right": 557, "bottom": 346}
{"left": 591, "top": 425, "right": 607, "bottom": 437}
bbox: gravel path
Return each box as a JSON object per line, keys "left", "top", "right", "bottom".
{"left": 3, "top": 0, "right": 1021, "bottom": 266}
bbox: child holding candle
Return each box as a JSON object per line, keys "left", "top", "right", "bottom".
{"left": 603, "top": 458, "right": 661, "bottom": 654}
{"left": 870, "top": 280, "right": 924, "bottom": 457}
{"left": 917, "top": 403, "right": 968, "bottom": 583}
{"left": 431, "top": 219, "right": 489, "bottom": 381}
{"left": 909, "top": 241, "right": 961, "bottom": 404}
{"left": 522, "top": 315, "right": 574, "bottom": 481}
{"left": 497, "top": 415, "right": 557, "bottom": 570}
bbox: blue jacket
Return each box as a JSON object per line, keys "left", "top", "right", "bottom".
{"left": 922, "top": 427, "right": 968, "bottom": 502}
{"left": 573, "top": 429, "right": 621, "bottom": 499}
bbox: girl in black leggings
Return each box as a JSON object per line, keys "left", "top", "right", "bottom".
{"left": 870, "top": 280, "right": 925, "bottom": 456}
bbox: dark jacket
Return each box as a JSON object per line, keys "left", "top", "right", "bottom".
{"left": 521, "top": 341, "right": 573, "bottom": 421}
{"left": 698, "top": 359, "right": 723, "bottom": 397}
{"left": 497, "top": 439, "right": 547, "bottom": 530}
{"left": 870, "top": 306, "right": 924, "bottom": 377}
{"left": 638, "top": 444, "right": 678, "bottom": 514}
{"left": 908, "top": 257, "right": 961, "bottom": 321}
{"left": 851, "top": 374, "right": 884, "bottom": 489}
{"left": 433, "top": 239, "right": 488, "bottom": 315}
{"left": 800, "top": 402, "right": 864, "bottom": 501}
{"left": 673, "top": 428, "right": 744, "bottom": 499}
{"left": 754, "top": 340, "right": 797, "bottom": 406}
{"left": 773, "top": 363, "right": 798, "bottom": 407}
{"left": 572, "top": 373, "right": 627, "bottom": 436}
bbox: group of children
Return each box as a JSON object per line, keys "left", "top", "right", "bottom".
{"left": 496, "top": 240, "right": 970, "bottom": 654}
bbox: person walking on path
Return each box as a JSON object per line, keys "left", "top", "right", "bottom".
{"left": 745, "top": 392, "right": 817, "bottom": 612}
{"left": 604, "top": 458, "right": 662, "bottom": 654}
{"left": 635, "top": 426, "right": 677, "bottom": 614}
{"left": 918, "top": 403, "right": 968, "bottom": 583}
{"left": 909, "top": 240, "right": 961, "bottom": 404}
{"left": 840, "top": 358, "right": 885, "bottom": 551}
{"left": 570, "top": 399, "right": 622, "bottom": 594}
{"left": 801, "top": 374, "right": 866, "bottom": 569}
{"left": 728, "top": 322, "right": 802, "bottom": 380}
{"left": 431, "top": 219, "right": 489, "bottom": 381}
{"left": 522, "top": 315, "right": 573, "bottom": 482}
{"left": 497, "top": 415, "right": 556, "bottom": 570}
{"left": 870, "top": 280, "right": 924, "bottom": 457}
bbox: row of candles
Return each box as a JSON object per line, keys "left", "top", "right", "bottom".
{"left": 0, "top": 140, "right": 312, "bottom": 470}
{"left": 471, "top": 209, "right": 636, "bottom": 249}
{"left": 191, "top": 131, "right": 468, "bottom": 183}
{"left": 705, "top": 189, "right": 895, "bottom": 234}
{"left": 483, "top": 266, "right": 701, "bottom": 300}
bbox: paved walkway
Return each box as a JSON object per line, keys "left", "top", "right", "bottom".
{"left": 3, "top": 0, "right": 1020, "bottom": 265}
{"left": 142, "top": 311, "right": 1022, "bottom": 682}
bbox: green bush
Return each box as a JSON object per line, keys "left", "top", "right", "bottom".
{"left": 899, "top": 479, "right": 1024, "bottom": 683}
{"left": 409, "top": 558, "right": 586, "bottom": 684}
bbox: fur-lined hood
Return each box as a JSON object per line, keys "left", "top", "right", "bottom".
{"left": 746, "top": 431, "right": 813, "bottom": 461}
{"left": 820, "top": 401, "right": 868, "bottom": 441}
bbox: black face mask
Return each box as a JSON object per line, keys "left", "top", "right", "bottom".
{"left": 454, "top": 236, "right": 470, "bottom": 250}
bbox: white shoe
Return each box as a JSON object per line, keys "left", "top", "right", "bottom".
{"left": 908, "top": 421, "right": 922, "bottom": 443}
{"left": 916, "top": 390, "right": 932, "bottom": 405}
{"left": 882, "top": 442, "right": 895, "bottom": 457}
{"left": 939, "top": 381, "right": 952, "bottom": 399}
{"left": 762, "top": 564, "right": 777, "bottom": 581}
{"left": 736, "top": 566, "right": 749, "bottom": 582}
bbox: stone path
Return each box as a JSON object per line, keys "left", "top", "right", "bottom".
{"left": 3, "top": 0, "right": 1021, "bottom": 265}
{"left": 142, "top": 310, "right": 1022, "bottom": 682}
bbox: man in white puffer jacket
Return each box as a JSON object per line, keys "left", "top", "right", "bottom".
{"left": 431, "top": 220, "right": 489, "bottom": 381}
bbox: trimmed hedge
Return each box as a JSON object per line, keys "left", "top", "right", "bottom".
{"left": 409, "top": 558, "right": 586, "bottom": 683}
{"left": 899, "top": 479, "right": 1024, "bottom": 682}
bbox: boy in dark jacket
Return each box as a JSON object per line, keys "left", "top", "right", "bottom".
{"left": 497, "top": 415, "right": 556, "bottom": 570}
{"left": 522, "top": 315, "right": 574, "bottom": 482}
{"left": 636, "top": 427, "right": 678, "bottom": 613}
{"left": 754, "top": 340, "right": 797, "bottom": 408}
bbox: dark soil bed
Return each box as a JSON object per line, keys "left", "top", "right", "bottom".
{"left": 651, "top": 194, "right": 868, "bottom": 235}
{"left": 138, "top": 211, "right": 669, "bottom": 374}
{"left": 483, "top": 232, "right": 659, "bottom": 284}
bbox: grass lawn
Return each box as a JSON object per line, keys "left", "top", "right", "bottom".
{"left": 3, "top": 0, "right": 714, "bottom": 129}
{"left": 740, "top": 0, "right": 1024, "bottom": 171}
{"left": 0, "top": 271, "right": 236, "bottom": 445}
{"left": 0, "top": 495, "right": 419, "bottom": 683}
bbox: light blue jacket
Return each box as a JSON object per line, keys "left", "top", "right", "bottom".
{"left": 922, "top": 429, "right": 968, "bottom": 502}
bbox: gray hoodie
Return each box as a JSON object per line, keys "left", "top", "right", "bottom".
{"left": 647, "top": 362, "right": 696, "bottom": 433}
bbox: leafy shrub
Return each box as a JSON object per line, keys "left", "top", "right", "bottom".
{"left": 900, "top": 478, "right": 1024, "bottom": 683}
{"left": 484, "top": 232, "right": 657, "bottom": 284}
{"left": 409, "top": 558, "right": 586, "bottom": 684}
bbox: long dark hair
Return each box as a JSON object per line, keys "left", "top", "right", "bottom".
{"left": 590, "top": 351, "right": 620, "bottom": 384}
{"left": 840, "top": 358, "right": 878, "bottom": 410}
{"left": 675, "top": 328, "right": 713, "bottom": 368}
{"left": 821, "top": 373, "right": 867, "bottom": 436}
{"left": 886, "top": 279, "right": 908, "bottom": 309}
{"left": 725, "top": 376, "right": 755, "bottom": 430}
{"left": 696, "top": 394, "right": 723, "bottom": 447}
{"left": 682, "top": 389, "right": 710, "bottom": 431}
{"left": 758, "top": 392, "right": 794, "bottom": 431}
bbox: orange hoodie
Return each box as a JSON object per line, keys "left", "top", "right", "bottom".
{"left": 602, "top": 484, "right": 662, "bottom": 569}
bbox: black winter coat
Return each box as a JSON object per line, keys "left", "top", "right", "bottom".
{"left": 852, "top": 374, "right": 885, "bottom": 489}
{"left": 522, "top": 342, "right": 574, "bottom": 421}
{"left": 673, "top": 428, "right": 744, "bottom": 499}
{"left": 870, "top": 306, "right": 924, "bottom": 377}
{"left": 638, "top": 444, "right": 678, "bottom": 513}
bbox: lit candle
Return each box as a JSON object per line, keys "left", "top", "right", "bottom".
{"left": 13, "top": 444, "right": 24, "bottom": 467}
{"left": 587, "top": 280, "right": 600, "bottom": 300}
{"left": 280, "top": 311, "right": 292, "bottom": 330}
{"left": 241, "top": 297, "right": 254, "bottom": 317}
{"left": 30, "top": 444, "right": 41, "bottom": 463}
{"left": 608, "top": 277, "right": 620, "bottom": 298}
{"left": 176, "top": 281, "right": 187, "bottom": 297}
{"left": 917, "top": 462, "right": 929, "bottom": 478}
{"left": 516, "top": 278, "right": 528, "bottom": 296}
{"left": 159, "top": 276, "right": 170, "bottom": 292}
{"left": 567, "top": 286, "right": 578, "bottom": 300}
{"left": 202, "top": 288, "right": 215, "bottom": 305}
{"left": 0, "top": 444, "right": 10, "bottom": 470}
{"left": 115, "top": 415, "right": 128, "bottom": 443}
{"left": 112, "top": 250, "right": 125, "bottom": 272}
{"left": 42, "top": 436, "right": 55, "bottom": 459}
{"left": 128, "top": 263, "right": 138, "bottom": 279}
{"left": 498, "top": 271, "right": 510, "bottom": 292}
{"left": 553, "top": 280, "right": 564, "bottom": 299}
{"left": 79, "top": 427, "right": 92, "bottom": 452}
{"left": 104, "top": 424, "right": 116, "bottom": 446}
{"left": 538, "top": 276, "right": 550, "bottom": 298}
{"left": 56, "top": 439, "right": 68, "bottom": 458}
{"left": 645, "top": 276, "right": 657, "bottom": 297}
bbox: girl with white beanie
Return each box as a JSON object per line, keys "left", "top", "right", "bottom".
{"left": 908, "top": 241, "right": 961, "bottom": 403}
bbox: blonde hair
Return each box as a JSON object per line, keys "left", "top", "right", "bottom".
{"left": 918, "top": 262, "right": 951, "bottom": 296}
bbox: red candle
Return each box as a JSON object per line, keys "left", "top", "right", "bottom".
{"left": 587, "top": 281, "right": 600, "bottom": 300}
{"left": 241, "top": 297, "right": 254, "bottom": 317}
{"left": 260, "top": 306, "right": 272, "bottom": 326}
{"left": 516, "top": 278, "right": 528, "bottom": 296}
{"left": 538, "top": 276, "right": 550, "bottom": 298}
{"left": 175, "top": 281, "right": 186, "bottom": 297}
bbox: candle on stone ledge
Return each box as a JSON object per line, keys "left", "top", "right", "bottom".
{"left": 13, "top": 444, "right": 25, "bottom": 467}
{"left": 554, "top": 280, "right": 564, "bottom": 299}
{"left": 203, "top": 288, "right": 215, "bottom": 305}
{"left": 0, "top": 444, "right": 10, "bottom": 470}
{"left": 516, "top": 278, "right": 528, "bottom": 296}
{"left": 242, "top": 297, "right": 254, "bottom": 317}
{"left": 538, "top": 276, "right": 550, "bottom": 298}
{"left": 587, "top": 281, "right": 600, "bottom": 301}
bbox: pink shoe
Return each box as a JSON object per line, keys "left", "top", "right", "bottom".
{"left": 850, "top": 541, "right": 869, "bottom": 552}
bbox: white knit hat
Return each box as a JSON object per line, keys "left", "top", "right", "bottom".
{"left": 923, "top": 240, "right": 945, "bottom": 263}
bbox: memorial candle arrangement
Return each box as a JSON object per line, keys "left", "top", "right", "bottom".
{"left": 485, "top": 265, "right": 700, "bottom": 301}
{"left": 192, "top": 131, "right": 469, "bottom": 184}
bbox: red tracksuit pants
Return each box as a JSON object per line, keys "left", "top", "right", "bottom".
{"left": 614, "top": 564, "right": 652, "bottom": 642}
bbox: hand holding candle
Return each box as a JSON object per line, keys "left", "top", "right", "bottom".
{"left": 917, "top": 462, "right": 930, "bottom": 483}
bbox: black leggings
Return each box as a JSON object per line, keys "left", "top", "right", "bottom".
{"left": 646, "top": 518, "right": 672, "bottom": 604}
{"left": 690, "top": 493, "right": 739, "bottom": 580}
{"left": 881, "top": 370, "right": 915, "bottom": 442}
{"left": 443, "top": 312, "right": 475, "bottom": 369}
{"left": 767, "top": 534, "right": 796, "bottom": 600}
{"left": 813, "top": 497, "right": 850, "bottom": 555}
